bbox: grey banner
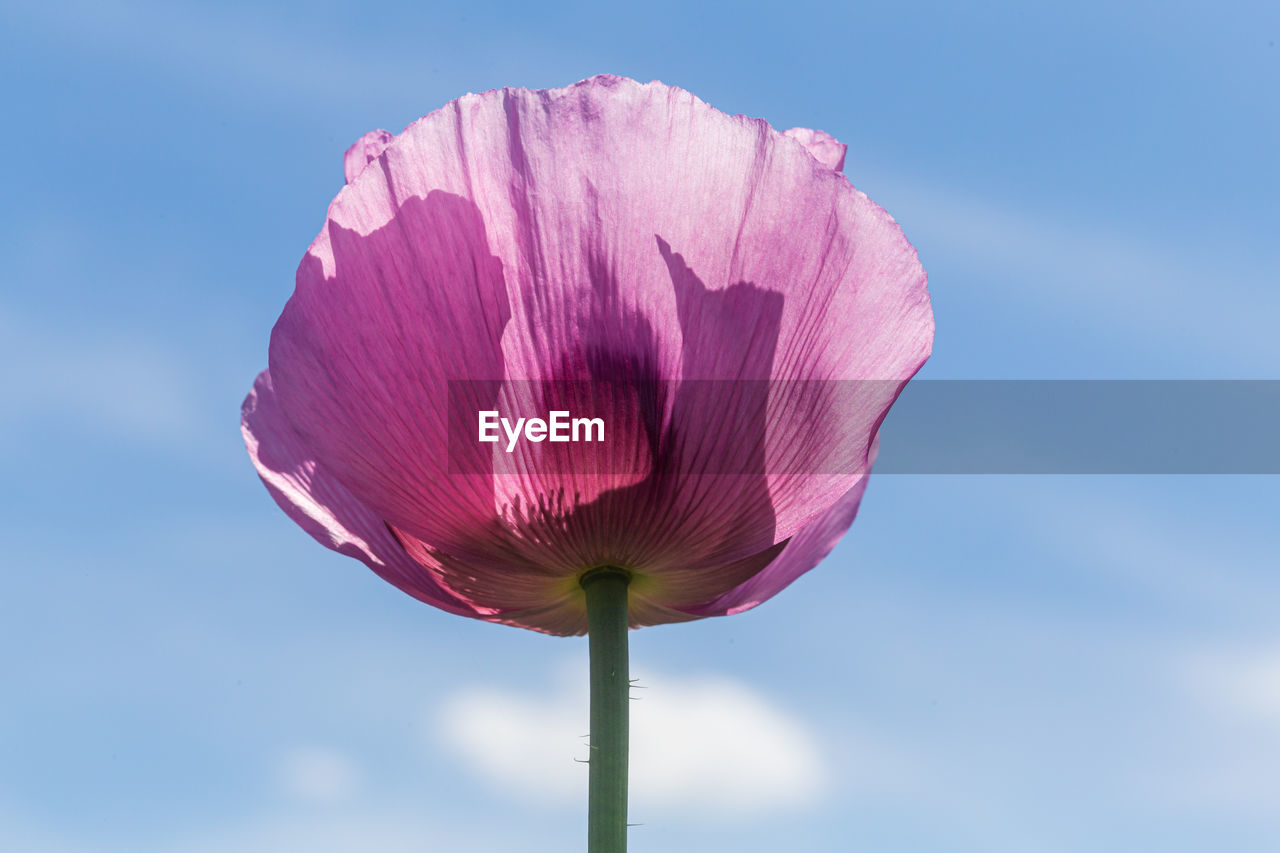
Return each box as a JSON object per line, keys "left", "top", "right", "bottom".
{"left": 445, "top": 380, "right": 1280, "bottom": 475}
{"left": 876, "top": 380, "right": 1280, "bottom": 473}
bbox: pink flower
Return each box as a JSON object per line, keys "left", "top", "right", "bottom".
{"left": 242, "top": 75, "right": 933, "bottom": 635}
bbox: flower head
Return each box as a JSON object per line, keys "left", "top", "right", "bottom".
{"left": 242, "top": 75, "right": 933, "bottom": 635}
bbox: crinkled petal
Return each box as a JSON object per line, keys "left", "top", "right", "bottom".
{"left": 679, "top": 459, "right": 873, "bottom": 618}
{"left": 783, "top": 126, "right": 848, "bottom": 172}
{"left": 240, "top": 371, "right": 481, "bottom": 618}
{"left": 270, "top": 190, "right": 516, "bottom": 561}
{"left": 343, "top": 129, "right": 393, "bottom": 184}
{"left": 264, "top": 76, "right": 933, "bottom": 629}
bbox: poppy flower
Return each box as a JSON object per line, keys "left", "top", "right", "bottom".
{"left": 241, "top": 75, "right": 933, "bottom": 638}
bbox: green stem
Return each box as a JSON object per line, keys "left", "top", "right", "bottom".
{"left": 582, "top": 567, "right": 630, "bottom": 853}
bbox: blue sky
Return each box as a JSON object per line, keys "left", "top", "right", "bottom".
{"left": 1, "top": 1, "right": 1277, "bottom": 851}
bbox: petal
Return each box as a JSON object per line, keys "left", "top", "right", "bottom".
{"left": 343, "top": 129, "right": 393, "bottom": 184}
{"left": 679, "top": 467, "right": 872, "bottom": 618}
{"left": 783, "top": 126, "right": 848, "bottom": 173}
{"left": 241, "top": 370, "right": 481, "bottom": 619}
{"left": 266, "top": 76, "right": 932, "bottom": 627}
{"left": 269, "top": 191, "right": 514, "bottom": 559}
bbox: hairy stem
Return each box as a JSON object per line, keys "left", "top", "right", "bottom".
{"left": 582, "top": 567, "right": 630, "bottom": 853}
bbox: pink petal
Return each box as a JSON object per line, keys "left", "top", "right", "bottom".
{"left": 241, "top": 371, "right": 482, "bottom": 619}
{"left": 260, "top": 76, "right": 933, "bottom": 632}
{"left": 269, "top": 191, "right": 515, "bottom": 559}
{"left": 679, "top": 464, "right": 872, "bottom": 618}
{"left": 783, "top": 126, "right": 848, "bottom": 173}
{"left": 343, "top": 129, "right": 393, "bottom": 184}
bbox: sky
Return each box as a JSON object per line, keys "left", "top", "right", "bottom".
{"left": 1, "top": 1, "right": 1277, "bottom": 851}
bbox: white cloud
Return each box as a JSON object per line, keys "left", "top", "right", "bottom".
{"left": 630, "top": 674, "right": 823, "bottom": 811}
{"left": 1115, "top": 644, "right": 1280, "bottom": 819}
{"left": 436, "top": 664, "right": 824, "bottom": 817}
{"left": 1182, "top": 645, "right": 1280, "bottom": 727}
{"left": 0, "top": 306, "right": 201, "bottom": 445}
{"left": 275, "top": 746, "right": 361, "bottom": 803}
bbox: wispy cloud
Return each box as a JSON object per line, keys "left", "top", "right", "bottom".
{"left": 1181, "top": 645, "right": 1280, "bottom": 729}
{"left": 1006, "top": 479, "right": 1280, "bottom": 621}
{"left": 0, "top": 305, "right": 203, "bottom": 447}
{"left": 165, "top": 809, "right": 546, "bottom": 853}
{"left": 876, "top": 176, "right": 1279, "bottom": 373}
{"left": 3, "top": 0, "right": 529, "bottom": 114}
{"left": 1, "top": 797, "right": 563, "bottom": 853}
{"left": 0, "top": 804, "right": 84, "bottom": 853}
{"left": 1124, "top": 643, "right": 1280, "bottom": 818}
{"left": 5, "top": 0, "right": 397, "bottom": 107}
{"left": 275, "top": 745, "right": 362, "bottom": 803}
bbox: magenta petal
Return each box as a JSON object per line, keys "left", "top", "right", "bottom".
{"left": 343, "top": 129, "right": 393, "bottom": 184}
{"left": 269, "top": 190, "right": 514, "bottom": 557}
{"left": 241, "top": 371, "right": 482, "bottom": 618}
{"left": 679, "top": 471, "right": 871, "bottom": 618}
{"left": 318, "top": 76, "right": 926, "bottom": 538}
{"left": 783, "top": 126, "right": 848, "bottom": 173}
{"left": 253, "top": 76, "right": 933, "bottom": 632}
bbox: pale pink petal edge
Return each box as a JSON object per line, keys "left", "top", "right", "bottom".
{"left": 241, "top": 370, "right": 482, "bottom": 619}
{"left": 783, "top": 126, "right": 848, "bottom": 173}
{"left": 343, "top": 129, "right": 394, "bottom": 184}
